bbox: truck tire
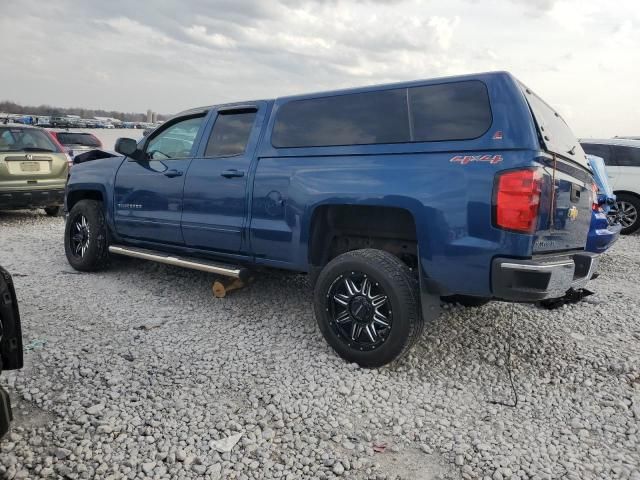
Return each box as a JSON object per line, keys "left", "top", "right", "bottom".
{"left": 615, "top": 193, "right": 640, "bottom": 235}
{"left": 313, "top": 249, "right": 423, "bottom": 368}
{"left": 64, "top": 200, "right": 110, "bottom": 271}
{"left": 44, "top": 206, "right": 63, "bottom": 217}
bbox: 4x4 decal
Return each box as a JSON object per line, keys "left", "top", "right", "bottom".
{"left": 450, "top": 154, "right": 503, "bottom": 165}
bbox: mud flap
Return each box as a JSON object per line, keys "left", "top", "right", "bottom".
{"left": 417, "top": 252, "right": 442, "bottom": 324}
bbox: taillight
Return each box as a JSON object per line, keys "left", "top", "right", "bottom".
{"left": 494, "top": 169, "right": 542, "bottom": 233}
{"left": 591, "top": 183, "right": 601, "bottom": 212}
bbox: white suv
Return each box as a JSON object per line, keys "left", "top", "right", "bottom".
{"left": 581, "top": 138, "right": 640, "bottom": 234}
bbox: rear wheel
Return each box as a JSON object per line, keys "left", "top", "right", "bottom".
{"left": 64, "top": 200, "right": 110, "bottom": 271}
{"left": 615, "top": 193, "right": 640, "bottom": 235}
{"left": 313, "top": 249, "right": 423, "bottom": 368}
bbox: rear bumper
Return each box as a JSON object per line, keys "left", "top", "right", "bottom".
{"left": 586, "top": 212, "right": 621, "bottom": 254}
{"left": 0, "top": 188, "right": 65, "bottom": 209}
{"left": 492, "top": 252, "right": 598, "bottom": 302}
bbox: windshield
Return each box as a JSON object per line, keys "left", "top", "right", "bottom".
{"left": 0, "top": 127, "right": 59, "bottom": 153}
{"left": 55, "top": 132, "right": 101, "bottom": 147}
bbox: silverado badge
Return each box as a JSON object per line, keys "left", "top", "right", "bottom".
{"left": 568, "top": 206, "right": 578, "bottom": 221}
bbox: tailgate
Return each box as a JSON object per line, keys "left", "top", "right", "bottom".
{"left": 0, "top": 153, "right": 68, "bottom": 186}
{"left": 534, "top": 157, "right": 593, "bottom": 252}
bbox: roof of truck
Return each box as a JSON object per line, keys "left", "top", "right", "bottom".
{"left": 180, "top": 70, "right": 513, "bottom": 115}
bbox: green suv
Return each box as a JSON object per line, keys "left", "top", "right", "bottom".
{"left": 0, "top": 124, "right": 69, "bottom": 216}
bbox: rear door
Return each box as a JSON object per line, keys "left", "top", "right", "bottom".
{"left": 520, "top": 86, "right": 594, "bottom": 251}
{"left": 611, "top": 145, "right": 640, "bottom": 193}
{"left": 113, "top": 113, "right": 207, "bottom": 245}
{"left": 181, "top": 103, "right": 266, "bottom": 253}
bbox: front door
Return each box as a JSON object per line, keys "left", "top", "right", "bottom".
{"left": 182, "top": 104, "right": 265, "bottom": 253}
{"left": 114, "top": 114, "right": 207, "bottom": 245}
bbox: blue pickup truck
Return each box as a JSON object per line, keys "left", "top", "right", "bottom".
{"left": 64, "top": 71, "right": 598, "bottom": 367}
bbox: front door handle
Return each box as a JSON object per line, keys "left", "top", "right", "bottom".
{"left": 221, "top": 169, "right": 245, "bottom": 179}
{"left": 164, "top": 169, "right": 183, "bottom": 178}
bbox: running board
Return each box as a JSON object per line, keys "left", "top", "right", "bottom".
{"left": 108, "top": 245, "right": 248, "bottom": 280}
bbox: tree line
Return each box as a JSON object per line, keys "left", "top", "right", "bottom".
{"left": 0, "top": 101, "right": 168, "bottom": 122}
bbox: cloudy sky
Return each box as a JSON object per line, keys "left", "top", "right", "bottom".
{"left": 1, "top": 0, "right": 638, "bottom": 136}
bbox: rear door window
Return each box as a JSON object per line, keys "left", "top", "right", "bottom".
{"left": 205, "top": 111, "right": 257, "bottom": 157}
{"left": 581, "top": 143, "right": 616, "bottom": 166}
{"left": 408, "top": 81, "right": 492, "bottom": 142}
{"left": 272, "top": 89, "right": 410, "bottom": 148}
{"left": 55, "top": 133, "right": 101, "bottom": 147}
{"left": 613, "top": 145, "right": 640, "bottom": 167}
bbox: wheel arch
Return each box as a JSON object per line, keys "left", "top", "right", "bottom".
{"left": 306, "top": 201, "right": 424, "bottom": 270}
{"left": 65, "top": 187, "right": 105, "bottom": 212}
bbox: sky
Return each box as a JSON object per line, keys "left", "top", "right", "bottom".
{"left": 1, "top": 0, "right": 638, "bottom": 137}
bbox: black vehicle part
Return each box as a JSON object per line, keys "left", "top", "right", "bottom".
{"left": 0, "top": 387, "right": 12, "bottom": 438}
{"left": 0, "top": 266, "right": 23, "bottom": 371}
{"left": 538, "top": 288, "right": 594, "bottom": 310}
{"left": 313, "top": 249, "right": 423, "bottom": 368}
{"left": 73, "top": 149, "right": 119, "bottom": 165}
{"left": 64, "top": 200, "right": 110, "bottom": 271}
{"left": 44, "top": 205, "right": 63, "bottom": 217}
{"left": 441, "top": 295, "right": 491, "bottom": 307}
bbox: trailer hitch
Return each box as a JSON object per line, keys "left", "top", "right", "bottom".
{"left": 539, "top": 288, "right": 594, "bottom": 310}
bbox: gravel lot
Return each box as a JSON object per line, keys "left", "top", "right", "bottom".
{"left": 0, "top": 211, "right": 639, "bottom": 480}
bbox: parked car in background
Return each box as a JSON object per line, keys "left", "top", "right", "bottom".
{"left": 0, "top": 124, "right": 69, "bottom": 215}
{"left": 49, "top": 131, "right": 102, "bottom": 164}
{"left": 64, "top": 71, "right": 598, "bottom": 367}
{"left": 0, "top": 265, "right": 24, "bottom": 438}
{"left": 50, "top": 116, "right": 73, "bottom": 128}
{"left": 580, "top": 138, "right": 640, "bottom": 234}
{"left": 586, "top": 154, "right": 621, "bottom": 253}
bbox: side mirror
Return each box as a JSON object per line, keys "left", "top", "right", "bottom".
{"left": 115, "top": 137, "right": 139, "bottom": 157}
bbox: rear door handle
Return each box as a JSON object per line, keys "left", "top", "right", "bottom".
{"left": 221, "top": 169, "right": 245, "bottom": 178}
{"left": 164, "top": 169, "right": 183, "bottom": 178}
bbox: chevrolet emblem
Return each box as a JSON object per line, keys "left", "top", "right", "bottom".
{"left": 568, "top": 206, "right": 578, "bottom": 221}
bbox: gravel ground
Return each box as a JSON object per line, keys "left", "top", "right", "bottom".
{"left": 0, "top": 211, "right": 639, "bottom": 480}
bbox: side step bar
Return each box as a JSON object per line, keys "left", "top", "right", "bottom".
{"left": 108, "top": 245, "right": 248, "bottom": 280}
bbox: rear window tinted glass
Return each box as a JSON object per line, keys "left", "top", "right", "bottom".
{"left": 272, "top": 89, "right": 410, "bottom": 148}
{"left": 520, "top": 82, "right": 587, "bottom": 168}
{"left": 581, "top": 143, "right": 615, "bottom": 166}
{"left": 409, "top": 81, "right": 492, "bottom": 141}
{"left": 56, "top": 133, "right": 101, "bottom": 147}
{"left": 613, "top": 145, "right": 640, "bottom": 167}
{"left": 0, "top": 127, "right": 59, "bottom": 153}
{"left": 205, "top": 111, "right": 257, "bottom": 157}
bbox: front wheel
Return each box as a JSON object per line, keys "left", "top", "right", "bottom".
{"left": 313, "top": 249, "right": 423, "bottom": 368}
{"left": 64, "top": 200, "right": 110, "bottom": 271}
